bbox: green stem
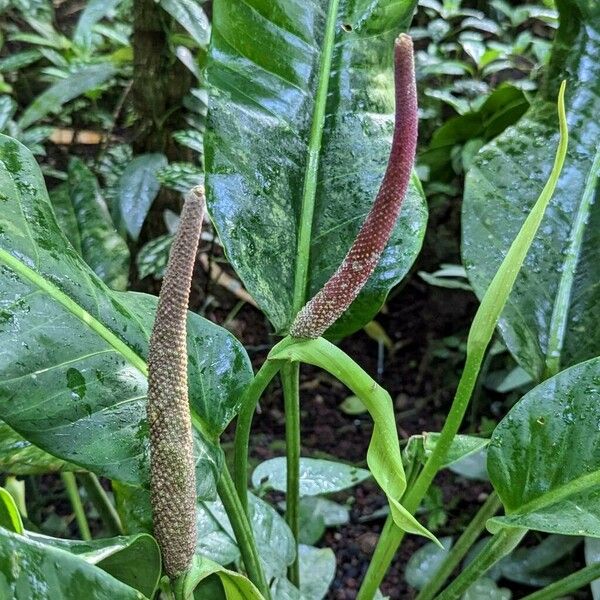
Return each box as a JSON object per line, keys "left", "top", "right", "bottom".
{"left": 435, "top": 529, "right": 526, "bottom": 600}
{"left": 79, "top": 473, "right": 123, "bottom": 536}
{"left": 416, "top": 492, "right": 502, "bottom": 600}
{"left": 61, "top": 472, "right": 91, "bottom": 541}
{"left": 357, "top": 351, "right": 483, "bottom": 600}
{"left": 282, "top": 362, "right": 301, "bottom": 587}
{"left": 217, "top": 464, "right": 271, "bottom": 600}
{"left": 234, "top": 360, "right": 282, "bottom": 514}
{"left": 291, "top": 0, "right": 340, "bottom": 314}
{"left": 520, "top": 562, "right": 600, "bottom": 600}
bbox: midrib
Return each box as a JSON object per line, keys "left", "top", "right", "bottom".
{"left": 544, "top": 146, "right": 600, "bottom": 379}
{"left": 0, "top": 248, "right": 214, "bottom": 441}
{"left": 291, "top": 0, "right": 341, "bottom": 316}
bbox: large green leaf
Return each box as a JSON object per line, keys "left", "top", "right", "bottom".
{"left": 115, "top": 481, "right": 295, "bottom": 583}
{"left": 50, "top": 158, "right": 130, "bottom": 290}
{"left": 0, "top": 420, "right": 74, "bottom": 474}
{"left": 0, "top": 526, "right": 148, "bottom": 600}
{"left": 205, "top": 0, "right": 427, "bottom": 337}
{"left": 27, "top": 531, "right": 161, "bottom": 598}
{"left": 0, "top": 135, "right": 252, "bottom": 492}
{"left": 488, "top": 357, "right": 600, "bottom": 536}
{"left": 462, "top": 0, "right": 600, "bottom": 381}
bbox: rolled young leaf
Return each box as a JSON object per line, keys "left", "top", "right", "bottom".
{"left": 290, "top": 34, "right": 417, "bottom": 338}
{"left": 147, "top": 187, "right": 204, "bottom": 577}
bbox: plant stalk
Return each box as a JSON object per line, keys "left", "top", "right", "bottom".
{"left": 520, "top": 562, "right": 600, "bottom": 600}
{"left": 434, "top": 528, "right": 526, "bottom": 599}
{"left": 79, "top": 473, "right": 123, "bottom": 536}
{"left": 282, "top": 362, "right": 301, "bottom": 587}
{"left": 61, "top": 472, "right": 91, "bottom": 541}
{"left": 234, "top": 359, "right": 283, "bottom": 513}
{"left": 416, "top": 492, "right": 502, "bottom": 600}
{"left": 217, "top": 464, "right": 271, "bottom": 600}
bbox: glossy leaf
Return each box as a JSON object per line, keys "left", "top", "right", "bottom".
{"left": 488, "top": 357, "right": 600, "bottom": 536}
{"left": 462, "top": 1, "right": 600, "bottom": 381}
{"left": 0, "top": 526, "right": 148, "bottom": 600}
{"left": 114, "top": 482, "right": 294, "bottom": 583}
{"left": 160, "top": 0, "right": 210, "bottom": 47}
{"left": 0, "top": 135, "right": 251, "bottom": 490}
{"left": 18, "top": 64, "right": 117, "bottom": 129}
{"left": 175, "top": 555, "right": 264, "bottom": 600}
{"left": 50, "top": 158, "right": 130, "bottom": 290}
{"left": 28, "top": 531, "right": 161, "bottom": 597}
{"left": 252, "top": 457, "right": 370, "bottom": 496}
{"left": 0, "top": 487, "right": 23, "bottom": 533}
{"left": 405, "top": 537, "right": 453, "bottom": 590}
{"left": 463, "top": 578, "right": 511, "bottom": 600}
{"left": 0, "top": 419, "right": 74, "bottom": 475}
{"left": 297, "top": 496, "right": 349, "bottom": 544}
{"left": 115, "top": 153, "right": 168, "bottom": 241}
{"left": 205, "top": 0, "right": 427, "bottom": 336}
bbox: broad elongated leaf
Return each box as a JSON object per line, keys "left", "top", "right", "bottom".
{"left": 0, "top": 420, "right": 74, "bottom": 474}
{"left": 18, "top": 64, "right": 117, "bottom": 129}
{"left": 115, "top": 481, "right": 295, "bottom": 582}
{"left": 252, "top": 457, "right": 370, "bottom": 496}
{"left": 0, "top": 487, "right": 23, "bottom": 533}
{"left": 488, "top": 357, "right": 600, "bottom": 536}
{"left": 160, "top": 0, "right": 210, "bottom": 47}
{"left": 27, "top": 531, "right": 161, "bottom": 598}
{"left": 175, "top": 555, "right": 264, "bottom": 600}
{"left": 0, "top": 526, "right": 148, "bottom": 600}
{"left": 462, "top": 0, "right": 600, "bottom": 381}
{"left": 115, "top": 153, "right": 168, "bottom": 240}
{"left": 50, "top": 158, "right": 130, "bottom": 290}
{"left": 73, "top": 0, "right": 122, "bottom": 49}
{"left": 585, "top": 537, "right": 600, "bottom": 599}
{"left": 0, "top": 135, "right": 252, "bottom": 492}
{"left": 205, "top": 0, "right": 427, "bottom": 337}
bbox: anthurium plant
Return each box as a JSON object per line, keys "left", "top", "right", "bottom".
{"left": 1, "top": 0, "right": 599, "bottom": 599}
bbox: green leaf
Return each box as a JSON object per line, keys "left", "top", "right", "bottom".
{"left": 421, "top": 84, "right": 529, "bottom": 179}
{"left": 0, "top": 526, "right": 149, "bottom": 599}
{"left": 136, "top": 234, "right": 174, "bottom": 280}
{"left": 0, "top": 135, "right": 251, "bottom": 490}
{"left": 205, "top": 0, "right": 427, "bottom": 337}
{"left": 297, "top": 496, "right": 349, "bottom": 544}
{"left": 115, "top": 153, "right": 168, "bottom": 240}
{"left": 160, "top": 0, "right": 210, "bottom": 47}
{"left": 462, "top": 2, "right": 600, "bottom": 381}
{"left": 0, "top": 419, "right": 74, "bottom": 475}
{"left": 270, "top": 545, "right": 336, "bottom": 600}
{"left": 423, "top": 433, "right": 489, "bottom": 468}
{"left": 27, "top": 531, "right": 161, "bottom": 597}
{"left": 462, "top": 578, "right": 511, "bottom": 600}
{"left": 114, "top": 482, "right": 294, "bottom": 583}
{"left": 298, "top": 545, "right": 335, "bottom": 600}
{"left": 271, "top": 337, "right": 437, "bottom": 542}
{"left": 73, "top": 0, "right": 121, "bottom": 49}
{"left": 0, "top": 487, "right": 24, "bottom": 533}
{"left": 488, "top": 357, "right": 600, "bottom": 536}
{"left": 499, "top": 535, "right": 580, "bottom": 587}
{"left": 405, "top": 537, "right": 453, "bottom": 590}
{"left": 175, "top": 554, "right": 264, "bottom": 600}
{"left": 252, "top": 457, "right": 370, "bottom": 496}
{"left": 18, "top": 64, "right": 117, "bottom": 129}
{"left": 50, "top": 158, "right": 130, "bottom": 290}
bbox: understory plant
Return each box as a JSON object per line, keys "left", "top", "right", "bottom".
{"left": 0, "top": 0, "right": 599, "bottom": 599}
